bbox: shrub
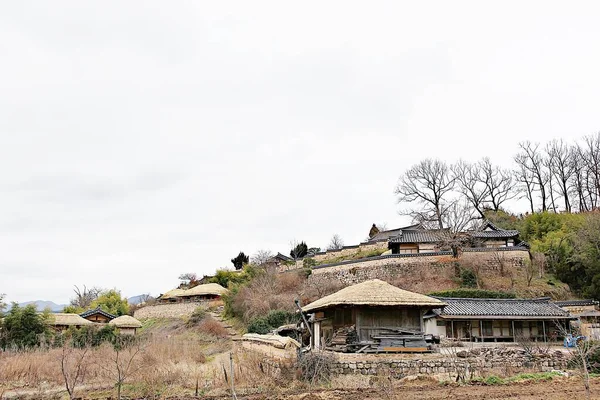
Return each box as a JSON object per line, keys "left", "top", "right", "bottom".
{"left": 460, "top": 268, "right": 477, "bottom": 288}
{"left": 197, "top": 318, "right": 229, "bottom": 338}
{"left": 247, "top": 317, "right": 271, "bottom": 334}
{"left": 266, "top": 310, "right": 295, "bottom": 328}
{"left": 428, "top": 289, "right": 516, "bottom": 299}
{"left": 0, "top": 304, "right": 51, "bottom": 350}
{"left": 297, "top": 351, "right": 336, "bottom": 384}
{"left": 187, "top": 307, "right": 207, "bottom": 327}
{"left": 303, "top": 257, "right": 317, "bottom": 268}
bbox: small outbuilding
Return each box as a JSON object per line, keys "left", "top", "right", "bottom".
{"left": 301, "top": 279, "right": 446, "bottom": 352}
{"left": 555, "top": 299, "right": 600, "bottom": 340}
{"left": 159, "top": 283, "right": 228, "bottom": 303}
{"left": 109, "top": 315, "right": 143, "bottom": 335}
{"left": 425, "top": 297, "right": 571, "bottom": 342}
{"left": 48, "top": 313, "right": 94, "bottom": 331}
{"left": 80, "top": 307, "right": 116, "bottom": 323}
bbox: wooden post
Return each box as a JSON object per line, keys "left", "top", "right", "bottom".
{"left": 451, "top": 320, "right": 455, "bottom": 339}
{"left": 314, "top": 321, "right": 321, "bottom": 350}
{"left": 230, "top": 352, "right": 237, "bottom": 400}
{"left": 542, "top": 320, "right": 547, "bottom": 342}
{"left": 511, "top": 320, "right": 515, "bottom": 342}
{"left": 479, "top": 320, "right": 483, "bottom": 342}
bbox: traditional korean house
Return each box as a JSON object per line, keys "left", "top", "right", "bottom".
{"left": 424, "top": 297, "right": 571, "bottom": 342}
{"left": 263, "top": 252, "right": 294, "bottom": 268}
{"left": 80, "top": 307, "right": 116, "bottom": 324}
{"left": 555, "top": 299, "right": 600, "bottom": 340}
{"left": 301, "top": 279, "right": 446, "bottom": 352}
{"left": 387, "top": 228, "right": 447, "bottom": 254}
{"left": 109, "top": 315, "right": 143, "bottom": 335}
{"left": 48, "top": 313, "right": 94, "bottom": 331}
{"left": 470, "top": 221, "right": 521, "bottom": 248}
{"left": 159, "top": 283, "right": 228, "bottom": 303}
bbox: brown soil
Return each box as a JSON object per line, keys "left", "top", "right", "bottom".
{"left": 193, "top": 378, "right": 600, "bottom": 400}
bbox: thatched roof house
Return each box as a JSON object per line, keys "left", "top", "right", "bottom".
{"left": 160, "top": 283, "right": 228, "bottom": 303}
{"left": 49, "top": 313, "right": 94, "bottom": 330}
{"left": 301, "top": 280, "right": 446, "bottom": 351}
{"left": 302, "top": 279, "right": 446, "bottom": 312}
{"left": 109, "top": 315, "right": 142, "bottom": 335}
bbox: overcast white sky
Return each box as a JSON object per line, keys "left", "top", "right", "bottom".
{"left": 1, "top": 2, "right": 599, "bottom": 304}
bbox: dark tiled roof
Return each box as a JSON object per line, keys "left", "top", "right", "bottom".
{"left": 80, "top": 307, "right": 116, "bottom": 320}
{"left": 388, "top": 230, "right": 447, "bottom": 244}
{"left": 433, "top": 297, "right": 570, "bottom": 319}
{"left": 368, "top": 224, "right": 423, "bottom": 242}
{"left": 271, "top": 253, "right": 293, "bottom": 262}
{"left": 471, "top": 230, "right": 519, "bottom": 238}
{"left": 555, "top": 299, "right": 599, "bottom": 307}
{"left": 471, "top": 221, "right": 519, "bottom": 238}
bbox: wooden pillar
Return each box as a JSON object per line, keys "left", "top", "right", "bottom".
{"left": 511, "top": 320, "right": 515, "bottom": 342}
{"left": 314, "top": 321, "right": 321, "bottom": 350}
{"left": 479, "top": 320, "right": 483, "bottom": 342}
{"left": 542, "top": 320, "right": 547, "bottom": 342}
{"left": 451, "top": 320, "right": 455, "bottom": 339}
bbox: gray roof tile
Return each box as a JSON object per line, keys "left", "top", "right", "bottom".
{"left": 433, "top": 297, "right": 570, "bottom": 319}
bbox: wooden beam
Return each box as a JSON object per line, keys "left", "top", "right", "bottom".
{"left": 382, "top": 347, "right": 428, "bottom": 353}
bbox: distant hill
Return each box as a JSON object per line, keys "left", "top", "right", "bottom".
{"left": 128, "top": 294, "right": 154, "bottom": 305}
{"left": 15, "top": 300, "right": 67, "bottom": 313}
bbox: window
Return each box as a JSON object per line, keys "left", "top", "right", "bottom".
{"left": 482, "top": 321, "right": 493, "bottom": 336}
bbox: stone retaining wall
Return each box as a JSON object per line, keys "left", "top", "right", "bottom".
{"left": 133, "top": 302, "right": 204, "bottom": 319}
{"left": 305, "top": 250, "right": 529, "bottom": 287}
{"left": 330, "top": 347, "right": 568, "bottom": 375}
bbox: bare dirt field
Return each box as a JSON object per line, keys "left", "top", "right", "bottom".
{"left": 190, "top": 378, "right": 599, "bottom": 400}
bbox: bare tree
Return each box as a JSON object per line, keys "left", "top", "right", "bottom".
{"left": 100, "top": 338, "right": 145, "bottom": 400}
{"left": 70, "top": 285, "right": 102, "bottom": 309}
{"left": 395, "top": 159, "right": 455, "bottom": 229}
{"left": 59, "top": 337, "right": 91, "bottom": 400}
{"left": 178, "top": 273, "right": 199, "bottom": 288}
{"left": 326, "top": 234, "right": 344, "bottom": 251}
{"left": 523, "top": 257, "right": 536, "bottom": 287}
{"left": 555, "top": 321, "right": 600, "bottom": 400}
{"left": 438, "top": 201, "right": 477, "bottom": 258}
{"left": 515, "top": 141, "right": 549, "bottom": 211}
{"left": 546, "top": 139, "right": 574, "bottom": 212}
{"left": 478, "top": 157, "right": 516, "bottom": 212}
{"left": 452, "top": 160, "right": 488, "bottom": 218}
{"left": 571, "top": 144, "right": 591, "bottom": 212}
{"left": 251, "top": 249, "right": 274, "bottom": 266}
{"left": 514, "top": 153, "right": 538, "bottom": 213}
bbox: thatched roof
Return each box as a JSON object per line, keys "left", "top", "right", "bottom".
{"left": 50, "top": 313, "right": 94, "bottom": 326}
{"left": 161, "top": 283, "right": 228, "bottom": 299}
{"left": 242, "top": 333, "right": 301, "bottom": 349}
{"left": 109, "top": 315, "right": 142, "bottom": 328}
{"left": 183, "top": 283, "right": 229, "bottom": 297}
{"left": 161, "top": 288, "right": 187, "bottom": 299}
{"left": 301, "top": 279, "right": 446, "bottom": 312}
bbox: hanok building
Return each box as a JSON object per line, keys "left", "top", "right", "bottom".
{"left": 159, "top": 283, "right": 228, "bottom": 303}
{"left": 555, "top": 299, "right": 600, "bottom": 340}
{"left": 301, "top": 279, "right": 446, "bottom": 352}
{"left": 48, "top": 313, "right": 94, "bottom": 331}
{"left": 263, "top": 252, "right": 294, "bottom": 269}
{"left": 109, "top": 315, "right": 143, "bottom": 335}
{"left": 424, "top": 297, "right": 571, "bottom": 342}
{"left": 80, "top": 307, "right": 116, "bottom": 324}
{"left": 387, "top": 228, "right": 447, "bottom": 254}
{"left": 470, "top": 221, "right": 521, "bottom": 248}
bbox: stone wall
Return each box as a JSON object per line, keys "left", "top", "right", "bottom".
{"left": 305, "top": 249, "right": 530, "bottom": 287}
{"left": 134, "top": 302, "right": 204, "bottom": 319}
{"left": 330, "top": 347, "right": 568, "bottom": 375}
